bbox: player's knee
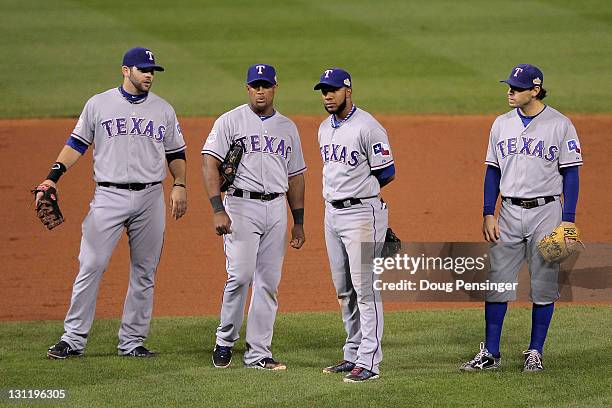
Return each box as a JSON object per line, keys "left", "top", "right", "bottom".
{"left": 530, "top": 288, "right": 559, "bottom": 304}
{"left": 130, "top": 255, "right": 161, "bottom": 272}
{"left": 226, "top": 273, "right": 253, "bottom": 289}
{"left": 78, "top": 254, "right": 110, "bottom": 274}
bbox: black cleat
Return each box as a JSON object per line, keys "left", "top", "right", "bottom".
{"left": 460, "top": 342, "right": 501, "bottom": 371}
{"left": 343, "top": 367, "right": 379, "bottom": 383}
{"left": 323, "top": 360, "right": 355, "bottom": 374}
{"left": 47, "top": 340, "right": 83, "bottom": 360}
{"left": 245, "top": 357, "right": 287, "bottom": 370}
{"left": 122, "top": 346, "right": 156, "bottom": 358}
{"left": 212, "top": 345, "right": 232, "bottom": 368}
{"left": 522, "top": 349, "right": 544, "bottom": 372}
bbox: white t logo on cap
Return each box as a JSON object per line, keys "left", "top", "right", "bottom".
{"left": 324, "top": 69, "right": 333, "bottom": 78}
{"left": 145, "top": 51, "right": 154, "bottom": 61}
{"left": 513, "top": 67, "right": 523, "bottom": 77}
{"left": 256, "top": 65, "right": 265, "bottom": 74}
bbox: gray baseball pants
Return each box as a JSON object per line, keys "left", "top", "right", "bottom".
{"left": 324, "top": 197, "right": 387, "bottom": 374}
{"left": 486, "top": 198, "right": 562, "bottom": 304}
{"left": 60, "top": 184, "right": 165, "bottom": 354}
{"left": 215, "top": 194, "right": 287, "bottom": 365}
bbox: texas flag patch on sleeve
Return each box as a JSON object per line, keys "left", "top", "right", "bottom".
{"left": 372, "top": 142, "right": 391, "bottom": 156}
{"left": 567, "top": 139, "right": 581, "bottom": 153}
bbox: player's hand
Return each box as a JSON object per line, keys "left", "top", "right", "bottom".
{"left": 213, "top": 211, "right": 232, "bottom": 235}
{"left": 290, "top": 224, "right": 305, "bottom": 249}
{"left": 35, "top": 180, "right": 56, "bottom": 206}
{"left": 170, "top": 185, "right": 187, "bottom": 220}
{"left": 483, "top": 215, "right": 500, "bottom": 243}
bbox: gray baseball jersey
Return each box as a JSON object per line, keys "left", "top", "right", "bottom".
{"left": 202, "top": 104, "right": 306, "bottom": 193}
{"left": 318, "top": 106, "right": 392, "bottom": 374}
{"left": 59, "top": 87, "right": 185, "bottom": 355}
{"left": 318, "top": 107, "right": 394, "bottom": 201}
{"left": 485, "top": 105, "right": 583, "bottom": 304}
{"left": 202, "top": 104, "right": 306, "bottom": 365}
{"left": 485, "top": 106, "right": 583, "bottom": 198}
{"left": 71, "top": 88, "right": 186, "bottom": 183}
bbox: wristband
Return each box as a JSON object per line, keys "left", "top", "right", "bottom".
{"left": 291, "top": 208, "right": 304, "bottom": 225}
{"left": 173, "top": 183, "right": 186, "bottom": 188}
{"left": 210, "top": 195, "right": 225, "bottom": 213}
{"left": 46, "top": 162, "right": 67, "bottom": 183}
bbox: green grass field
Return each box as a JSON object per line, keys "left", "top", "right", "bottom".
{"left": 1, "top": 306, "right": 610, "bottom": 407}
{"left": 2, "top": 2, "right": 611, "bottom": 406}
{"left": 1, "top": 0, "right": 612, "bottom": 118}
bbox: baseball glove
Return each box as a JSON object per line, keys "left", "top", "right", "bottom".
{"left": 219, "top": 142, "right": 244, "bottom": 192}
{"left": 32, "top": 184, "right": 64, "bottom": 230}
{"left": 537, "top": 224, "right": 584, "bottom": 263}
{"left": 381, "top": 227, "right": 402, "bottom": 258}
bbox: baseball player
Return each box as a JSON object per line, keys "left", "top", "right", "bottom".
{"left": 42, "top": 47, "right": 187, "bottom": 359}
{"left": 460, "top": 64, "right": 582, "bottom": 372}
{"left": 201, "top": 64, "right": 306, "bottom": 370}
{"left": 314, "top": 68, "right": 395, "bottom": 383}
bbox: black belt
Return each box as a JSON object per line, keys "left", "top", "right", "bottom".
{"left": 231, "top": 188, "right": 281, "bottom": 201}
{"left": 503, "top": 196, "right": 556, "bottom": 209}
{"left": 98, "top": 181, "right": 161, "bottom": 191}
{"left": 330, "top": 195, "right": 378, "bottom": 209}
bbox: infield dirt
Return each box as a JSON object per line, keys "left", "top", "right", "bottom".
{"left": 2, "top": 115, "right": 610, "bottom": 321}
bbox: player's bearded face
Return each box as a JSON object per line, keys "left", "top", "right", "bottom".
{"left": 128, "top": 67, "right": 154, "bottom": 94}
{"left": 322, "top": 88, "right": 347, "bottom": 114}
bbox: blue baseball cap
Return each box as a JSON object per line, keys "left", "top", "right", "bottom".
{"left": 246, "top": 64, "right": 277, "bottom": 85}
{"left": 314, "top": 68, "right": 352, "bottom": 90}
{"left": 501, "top": 64, "right": 543, "bottom": 88}
{"left": 122, "top": 47, "right": 164, "bottom": 71}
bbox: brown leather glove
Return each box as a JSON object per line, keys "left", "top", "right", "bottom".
{"left": 32, "top": 184, "right": 64, "bottom": 230}
{"left": 537, "top": 223, "right": 584, "bottom": 263}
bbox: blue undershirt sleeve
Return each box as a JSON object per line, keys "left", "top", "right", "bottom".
{"left": 483, "top": 165, "right": 501, "bottom": 216}
{"left": 166, "top": 150, "right": 186, "bottom": 164}
{"left": 560, "top": 166, "right": 579, "bottom": 222}
{"left": 66, "top": 136, "right": 88, "bottom": 154}
{"left": 372, "top": 164, "right": 395, "bottom": 186}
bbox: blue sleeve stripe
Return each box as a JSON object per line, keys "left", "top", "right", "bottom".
{"left": 70, "top": 132, "right": 91, "bottom": 145}
{"left": 371, "top": 160, "right": 395, "bottom": 171}
{"left": 66, "top": 136, "right": 88, "bottom": 154}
